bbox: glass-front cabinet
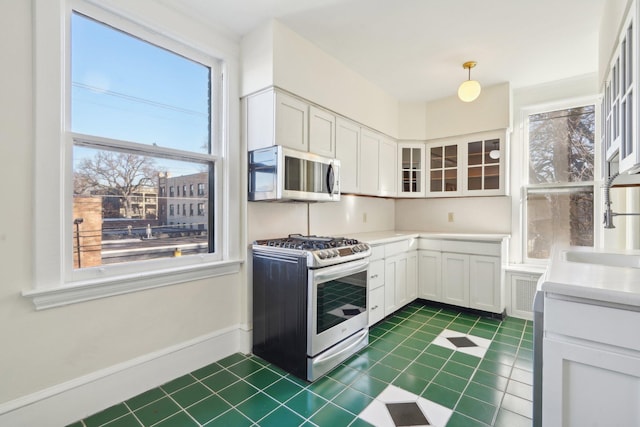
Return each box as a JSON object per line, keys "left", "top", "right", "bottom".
{"left": 426, "top": 130, "right": 507, "bottom": 197}
{"left": 427, "top": 143, "right": 461, "bottom": 196}
{"left": 397, "top": 142, "right": 426, "bottom": 197}
{"left": 602, "top": 4, "right": 637, "bottom": 175}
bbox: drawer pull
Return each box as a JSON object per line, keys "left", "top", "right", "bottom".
{"left": 370, "top": 274, "right": 378, "bottom": 279}
{"left": 371, "top": 305, "right": 379, "bottom": 310}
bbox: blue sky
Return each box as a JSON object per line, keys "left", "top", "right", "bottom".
{"left": 71, "top": 12, "right": 211, "bottom": 176}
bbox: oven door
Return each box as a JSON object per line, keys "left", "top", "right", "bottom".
{"left": 308, "top": 258, "right": 368, "bottom": 357}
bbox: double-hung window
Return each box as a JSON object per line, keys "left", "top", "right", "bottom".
{"left": 29, "top": 1, "right": 236, "bottom": 308}
{"left": 524, "top": 104, "right": 596, "bottom": 261}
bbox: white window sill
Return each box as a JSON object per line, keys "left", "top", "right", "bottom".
{"left": 23, "top": 259, "right": 243, "bottom": 310}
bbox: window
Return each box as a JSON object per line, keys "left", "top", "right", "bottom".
{"left": 190, "top": 184, "right": 194, "bottom": 196}
{"left": 28, "top": 0, "right": 240, "bottom": 309}
{"left": 198, "top": 183, "right": 205, "bottom": 196}
{"left": 169, "top": 186, "right": 175, "bottom": 197}
{"left": 169, "top": 205, "right": 174, "bottom": 216}
{"left": 198, "top": 203, "right": 205, "bottom": 216}
{"left": 190, "top": 204, "right": 194, "bottom": 216}
{"left": 525, "top": 105, "right": 596, "bottom": 260}
{"left": 71, "top": 11, "right": 215, "bottom": 270}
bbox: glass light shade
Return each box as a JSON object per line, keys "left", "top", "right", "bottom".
{"left": 458, "top": 80, "right": 481, "bottom": 102}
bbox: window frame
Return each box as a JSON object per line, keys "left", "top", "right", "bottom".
{"left": 521, "top": 100, "right": 600, "bottom": 264}
{"left": 26, "top": 0, "right": 241, "bottom": 309}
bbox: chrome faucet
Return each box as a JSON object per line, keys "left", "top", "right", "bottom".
{"left": 603, "top": 172, "right": 640, "bottom": 228}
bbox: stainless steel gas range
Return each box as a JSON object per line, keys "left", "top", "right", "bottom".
{"left": 252, "top": 234, "right": 371, "bottom": 381}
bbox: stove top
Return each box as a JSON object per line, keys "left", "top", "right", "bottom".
{"left": 253, "top": 234, "right": 371, "bottom": 268}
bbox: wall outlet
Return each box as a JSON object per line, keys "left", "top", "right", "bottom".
{"left": 363, "top": 212, "right": 367, "bottom": 223}
{"left": 447, "top": 212, "right": 454, "bottom": 222}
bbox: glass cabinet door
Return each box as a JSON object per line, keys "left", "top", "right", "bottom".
{"left": 467, "top": 138, "right": 500, "bottom": 191}
{"left": 399, "top": 144, "right": 425, "bottom": 196}
{"left": 429, "top": 144, "right": 458, "bottom": 194}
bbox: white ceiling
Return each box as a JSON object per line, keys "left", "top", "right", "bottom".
{"left": 160, "top": 0, "right": 607, "bottom": 102}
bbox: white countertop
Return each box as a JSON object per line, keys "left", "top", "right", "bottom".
{"left": 347, "top": 230, "right": 509, "bottom": 245}
{"left": 541, "top": 245, "right": 640, "bottom": 307}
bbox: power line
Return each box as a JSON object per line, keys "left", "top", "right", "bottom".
{"left": 72, "top": 81, "right": 208, "bottom": 118}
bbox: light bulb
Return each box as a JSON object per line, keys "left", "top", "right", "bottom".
{"left": 458, "top": 80, "right": 481, "bottom": 102}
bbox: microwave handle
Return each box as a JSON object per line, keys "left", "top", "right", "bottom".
{"left": 327, "top": 163, "right": 335, "bottom": 194}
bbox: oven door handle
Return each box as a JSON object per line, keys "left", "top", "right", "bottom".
{"left": 312, "top": 328, "right": 368, "bottom": 366}
{"left": 312, "top": 258, "right": 369, "bottom": 283}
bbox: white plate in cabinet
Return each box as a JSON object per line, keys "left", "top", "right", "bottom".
{"left": 368, "top": 286, "right": 385, "bottom": 326}
{"left": 369, "top": 259, "right": 385, "bottom": 290}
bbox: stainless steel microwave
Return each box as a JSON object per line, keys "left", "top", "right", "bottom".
{"left": 248, "top": 146, "right": 340, "bottom": 202}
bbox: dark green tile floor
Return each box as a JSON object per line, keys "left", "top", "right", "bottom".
{"left": 69, "top": 301, "right": 533, "bottom": 427}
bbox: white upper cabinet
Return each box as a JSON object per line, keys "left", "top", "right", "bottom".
{"left": 360, "top": 128, "right": 381, "bottom": 196}
{"left": 309, "top": 106, "right": 336, "bottom": 158}
{"left": 426, "top": 130, "right": 507, "bottom": 197}
{"left": 607, "top": 10, "right": 638, "bottom": 173}
{"left": 335, "top": 117, "right": 361, "bottom": 193}
{"left": 379, "top": 137, "right": 397, "bottom": 197}
{"left": 426, "top": 141, "right": 462, "bottom": 197}
{"left": 398, "top": 142, "right": 426, "bottom": 197}
{"left": 245, "top": 88, "right": 309, "bottom": 152}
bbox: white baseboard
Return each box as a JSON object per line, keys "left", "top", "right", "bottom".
{"left": 0, "top": 325, "right": 252, "bottom": 427}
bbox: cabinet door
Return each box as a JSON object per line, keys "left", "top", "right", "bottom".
{"left": 543, "top": 338, "right": 640, "bottom": 427}
{"left": 335, "top": 118, "right": 360, "bottom": 193}
{"left": 384, "top": 257, "right": 397, "bottom": 316}
{"left": 360, "top": 129, "right": 381, "bottom": 196}
{"left": 469, "top": 255, "right": 501, "bottom": 313}
{"left": 406, "top": 251, "right": 418, "bottom": 303}
{"left": 398, "top": 143, "right": 426, "bottom": 197}
{"left": 418, "top": 250, "right": 442, "bottom": 302}
{"left": 309, "top": 106, "right": 336, "bottom": 157}
{"left": 379, "top": 137, "right": 397, "bottom": 197}
{"left": 394, "top": 255, "right": 408, "bottom": 309}
{"left": 275, "top": 92, "right": 308, "bottom": 151}
{"left": 368, "top": 286, "right": 385, "bottom": 326}
{"left": 441, "top": 253, "right": 469, "bottom": 307}
{"left": 465, "top": 137, "right": 504, "bottom": 196}
{"left": 426, "top": 142, "right": 461, "bottom": 197}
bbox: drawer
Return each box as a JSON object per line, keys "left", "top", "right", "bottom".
{"left": 369, "top": 286, "right": 385, "bottom": 326}
{"left": 370, "top": 245, "right": 385, "bottom": 261}
{"left": 385, "top": 240, "right": 410, "bottom": 257}
{"left": 368, "top": 260, "right": 384, "bottom": 289}
{"left": 441, "top": 240, "right": 501, "bottom": 256}
{"left": 419, "top": 239, "right": 442, "bottom": 251}
{"left": 545, "top": 296, "right": 640, "bottom": 352}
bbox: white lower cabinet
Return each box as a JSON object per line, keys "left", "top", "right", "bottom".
{"left": 418, "top": 250, "right": 442, "bottom": 302}
{"left": 368, "top": 286, "right": 385, "bottom": 326}
{"left": 469, "top": 255, "right": 501, "bottom": 312}
{"left": 441, "top": 253, "right": 469, "bottom": 307}
{"left": 543, "top": 295, "right": 640, "bottom": 426}
{"left": 418, "top": 237, "right": 507, "bottom": 314}
{"left": 367, "top": 240, "right": 418, "bottom": 324}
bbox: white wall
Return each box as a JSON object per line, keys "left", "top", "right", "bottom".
{"left": 0, "top": 0, "right": 246, "bottom": 422}
{"left": 395, "top": 197, "right": 512, "bottom": 234}
{"left": 242, "top": 20, "right": 400, "bottom": 138}
{"left": 310, "top": 195, "right": 395, "bottom": 236}
{"left": 425, "top": 82, "right": 511, "bottom": 140}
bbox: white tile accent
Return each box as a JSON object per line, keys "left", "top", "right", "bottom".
{"left": 358, "top": 385, "right": 452, "bottom": 427}
{"left": 431, "top": 329, "right": 492, "bottom": 358}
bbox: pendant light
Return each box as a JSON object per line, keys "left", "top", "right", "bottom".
{"left": 458, "top": 61, "right": 481, "bottom": 102}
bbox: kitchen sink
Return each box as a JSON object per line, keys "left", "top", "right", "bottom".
{"left": 563, "top": 250, "right": 640, "bottom": 269}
